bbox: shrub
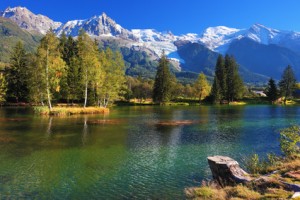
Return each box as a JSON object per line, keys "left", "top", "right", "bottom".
{"left": 280, "top": 126, "right": 300, "bottom": 157}
{"left": 245, "top": 154, "right": 261, "bottom": 174}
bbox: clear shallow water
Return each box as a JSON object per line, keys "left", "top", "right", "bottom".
{"left": 0, "top": 105, "right": 300, "bottom": 199}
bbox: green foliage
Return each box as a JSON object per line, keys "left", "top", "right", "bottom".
{"left": 36, "top": 30, "right": 66, "bottom": 109}
{"left": 210, "top": 55, "right": 244, "bottom": 103}
{"left": 126, "top": 77, "right": 153, "bottom": 101}
{"left": 27, "top": 53, "right": 47, "bottom": 105}
{"left": 99, "top": 48, "right": 126, "bottom": 107}
{"left": 225, "top": 55, "right": 244, "bottom": 101}
{"left": 6, "top": 41, "right": 29, "bottom": 102}
{"left": 77, "top": 30, "right": 101, "bottom": 107}
{"left": 245, "top": 154, "right": 260, "bottom": 174}
{"left": 265, "top": 78, "right": 278, "bottom": 102}
{"left": 280, "top": 126, "right": 300, "bottom": 157}
{"left": 0, "top": 73, "right": 7, "bottom": 103}
{"left": 279, "top": 65, "right": 296, "bottom": 104}
{"left": 215, "top": 55, "right": 226, "bottom": 99}
{"left": 153, "top": 52, "right": 173, "bottom": 103}
{"left": 120, "top": 47, "right": 158, "bottom": 78}
{"left": 194, "top": 72, "right": 211, "bottom": 102}
{"left": 59, "top": 34, "right": 81, "bottom": 102}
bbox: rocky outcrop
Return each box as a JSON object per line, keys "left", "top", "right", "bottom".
{"left": 1, "top": 6, "right": 61, "bottom": 34}
{"left": 207, "top": 156, "right": 252, "bottom": 185}
{"left": 207, "top": 155, "right": 300, "bottom": 199}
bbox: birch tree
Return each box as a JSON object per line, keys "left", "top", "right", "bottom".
{"left": 77, "top": 30, "right": 101, "bottom": 107}
{"left": 36, "top": 30, "right": 66, "bottom": 110}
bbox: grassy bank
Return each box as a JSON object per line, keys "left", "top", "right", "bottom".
{"left": 186, "top": 155, "right": 300, "bottom": 199}
{"left": 34, "top": 106, "right": 109, "bottom": 116}
{"left": 186, "top": 126, "right": 300, "bottom": 199}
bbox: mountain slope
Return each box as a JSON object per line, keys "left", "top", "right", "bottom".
{"left": 1, "top": 7, "right": 61, "bottom": 34}
{"left": 0, "top": 17, "right": 42, "bottom": 63}
{"left": 227, "top": 38, "right": 300, "bottom": 79}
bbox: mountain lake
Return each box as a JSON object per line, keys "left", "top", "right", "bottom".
{"left": 0, "top": 105, "right": 299, "bottom": 199}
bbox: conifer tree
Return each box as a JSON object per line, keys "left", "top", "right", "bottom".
{"left": 279, "top": 65, "right": 296, "bottom": 105}
{"left": 211, "top": 77, "right": 221, "bottom": 103}
{"left": 36, "top": 30, "right": 66, "bottom": 110}
{"left": 194, "top": 72, "right": 210, "bottom": 103}
{"left": 225, "top": 55, "right": 244, "bottom": 101}
{"left": 6, "top": 41, "right": 29, "bottom": 102}
{"left": 152, "top": 51, "right": 172, "bottom": 103}
{"left": 210, "top": 54, "right": 244, "bottom": 103}
{"left": 59, "top": 34, "right": 80, "bottom": 102}
{"left": 215, "top": 55, "right": 226, "bottom": 99}
{"left": 266, "top": 78, "right": 278, "bottom": 103}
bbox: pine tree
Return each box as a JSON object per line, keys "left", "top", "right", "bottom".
{"left": 0, "top": 73, "right": 7, "bottom": 103}
{"left": 67, "top": 57, "right": 82, "bottom": 103}
{"left": 6, "top": 41, "right": 29, "bottom": 102}
{"left": 266, "top": 78, "right": 278, "bottom": 103}
{"left": 152, "top": 51, "right": 172, "bottom": 103}
{"left": 279, "top": 65, "right": 296, "bottom": 105}
{"left": 225, "top": 55, "right": 244, "bottom": 102}
{"left": 215, "top": 55, "right": 226, "bottom": 99}
{"left": 194, "top": 72, "right": 210, "bottom": 103}
{"left": 210, "top": 77, "right": 221, "bottom": 103}
{"left": 36, "top": 30, "right": 66, "bottom": 110}
{"left": 59, "top": 34, "right": 80, "bottom": 102}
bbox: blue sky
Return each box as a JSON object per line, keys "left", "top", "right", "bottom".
{"left": 1, "top": 0, "right": 300, "bottom": 35}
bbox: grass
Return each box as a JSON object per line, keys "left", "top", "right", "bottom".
{"left": 33, "top": 106, "right": 109, "bottom": 116}
{"left": 186, "top": 155, "right": 300, "bottom": 200}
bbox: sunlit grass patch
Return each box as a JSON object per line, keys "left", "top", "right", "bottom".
{"left": 34, "top": 106, "right": 109, "bottom": 115}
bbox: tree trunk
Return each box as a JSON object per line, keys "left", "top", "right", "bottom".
{"left": 84, "top": 69, "right": 88, "bottom": 108}
{"left": 105, "top": 98, "right": 109, "bottom": 108}
{"left": 45, "top": 48, "right": 52, "bottom": 111}
{"left": 284, "top": 96, "right": 287, "bottom": 105}
{"left": 84, "top": 80, "right": 88, "bottom": 108}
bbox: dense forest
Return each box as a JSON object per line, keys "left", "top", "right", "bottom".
{"left": 0, "top": 29, "right": 298, "bottom": 109}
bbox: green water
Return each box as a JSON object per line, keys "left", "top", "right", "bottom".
{"left": 0, "top": 105, "right": 300, "bottom": 199}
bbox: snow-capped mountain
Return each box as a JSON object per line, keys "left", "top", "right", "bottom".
{"left": 199, "top": 24, "right": 300, "bottom": 54}
{"left": 199, "top": 26, "right": 245, "bottom": 53}
{"left": 3, "top": 6, "right": 300, "bottom": 81}
{"left": 3, "top": 6, "right": 300, "bottom": 57}
{"left": 56, "top": 13, "right": 137, "bottom": 41}
{"left": 0, "top": 6, "right": 61, "bottom": 34}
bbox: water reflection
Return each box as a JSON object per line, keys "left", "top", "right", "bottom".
{"left": 82, "top": 116, "right": 88, "bottom": 145}
{"left": 1, "top": 106, "right": 300, "bottom": 199}
{"left": 46, "top": 117, "right": 53, "bottom": 137}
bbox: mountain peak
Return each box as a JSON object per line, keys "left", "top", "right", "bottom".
{"left": 101, "top": 12, "right": 108, "bottom": 18}
{"left": 246, "top": 23, "right": 281, "bottom": 44}
{"left": 199, "top": 25, "right": 245, "bottom": 53}
{"left": 1, "top": 6, "right": 62, "bottom": 34}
